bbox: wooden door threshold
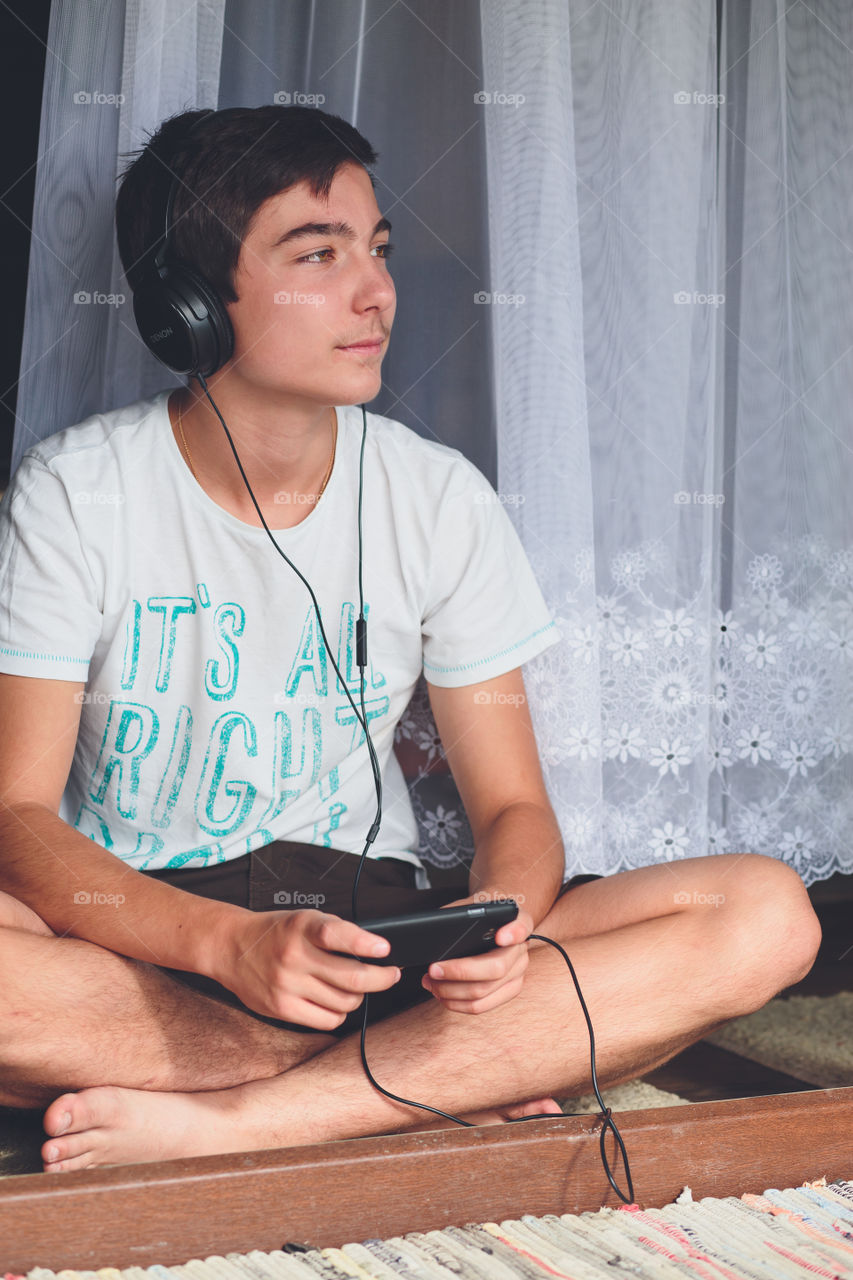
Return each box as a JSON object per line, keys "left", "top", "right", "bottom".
{"left": 1, "top": 1087, "right": 851, "bottom": 1272}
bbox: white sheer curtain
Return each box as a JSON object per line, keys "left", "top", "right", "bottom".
{"left": 713, "top": 1, "right": 853, "bottom": 883}
{"left": 481, "top": 0, "right": 724, "bottom": 877}
{"left": 14, "top": 0, "right": 853, "bottom": 885}
{"left": 475, "top": 0, "right": 852, "bottom": 885}
{"left": 13, "top": 0, "right": 225, "bottom": 477}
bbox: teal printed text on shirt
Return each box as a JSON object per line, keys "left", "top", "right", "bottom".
{"left": 77, "top": 591, "right": 386, "bottom": 866}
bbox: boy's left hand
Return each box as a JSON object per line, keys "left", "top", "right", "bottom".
{"left": 420, "top": 895, "right": 533, "bottom": 1014}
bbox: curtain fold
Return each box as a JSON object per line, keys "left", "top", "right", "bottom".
{"left": 13, "top": 0, "right": 225, "bottom": 478}
{"left": 480, "top": 0, "right": 728, "bottom": 877}
{"left": 13, "top": 0, "right": 127, "bottom": 474}
{"left": 715, "top": 0, "right": 853, "bottom": 881}
{"left": 218, "top": 0, "right": 496, "bottom": 479}
{"left": 13, "top": 0, "right": 852, "bottom": 885}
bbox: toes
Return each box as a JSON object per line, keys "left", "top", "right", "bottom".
{"left": 42, "top": 1087, "right": 122, "bottom": 1173}
{"left": 42, "top": 1133, "right": 97, "bottom": 1173}
{"left": 529, "top": 1096, "right": 563, "bottom": 1115}
{"left": 43, "top": 1151, "right": 96, "bottom": 1174}
{"left": 43, "top": 1092, "right": 77, "bottom": 1137}
{"left": 505, "top": 1096, "right": 563, "bottom": 1120}
{"left": 44, "top": 1086, "right": 121, "bottom": 1137}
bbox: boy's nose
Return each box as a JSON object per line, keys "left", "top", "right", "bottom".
{"left": 354, "top": 258, "right": 396, "bottom": 313}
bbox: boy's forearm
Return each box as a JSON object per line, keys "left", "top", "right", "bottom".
{"left": 0, "top": 801, "right": 244, "bottom": 978}
{"left": 467, "top": 800, "right": 565, "bottom": 926}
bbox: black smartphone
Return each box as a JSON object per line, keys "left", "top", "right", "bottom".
{"left": 354, "top": 899, "right": 519, "bottom": 969}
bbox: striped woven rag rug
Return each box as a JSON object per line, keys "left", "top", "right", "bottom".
{"left": 12, "top": 1176, "right": 853, "bottom": 1279}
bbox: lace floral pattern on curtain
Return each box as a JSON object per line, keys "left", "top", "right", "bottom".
{"left": 402, "top": 533, "right": 852, "bottom": 885}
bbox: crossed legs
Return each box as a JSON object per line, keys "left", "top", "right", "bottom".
{"left": 21, "top": 852, "right": 820, "bottom": 1172}
{"left": 0, "top": 892, "right": 337, "bottom": 1107}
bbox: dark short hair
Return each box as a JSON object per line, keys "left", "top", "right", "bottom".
{"left": 116, "top": 105, "right": 378, "bottom": 303}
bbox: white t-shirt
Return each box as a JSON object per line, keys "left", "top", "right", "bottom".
{"left": 0, "top": 391, "right": 559, "bottom": 871}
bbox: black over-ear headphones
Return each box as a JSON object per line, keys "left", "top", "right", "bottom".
{"left": 132, "top": 110, "right": 234, "bottom": 377}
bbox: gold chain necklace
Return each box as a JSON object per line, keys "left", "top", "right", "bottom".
{"left": 175, "top": 400, "right": 199, "bottom": 481}
{"left": 175, "top": 399, "right": 337, "bottom": 501}
{"left": 316, "top": 409, "right": 337, "bottom": 500}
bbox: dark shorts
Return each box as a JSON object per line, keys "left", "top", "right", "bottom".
{"left": 142, "top": 842, "right": 601, "bottom": 1037}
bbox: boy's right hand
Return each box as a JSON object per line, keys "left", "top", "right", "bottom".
{"left": 212, "top": 909, "right": 401, "bottom": 1028}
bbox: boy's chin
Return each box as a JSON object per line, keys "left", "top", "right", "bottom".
{"left": 335, "top": 373, "right": 384, "bottom": 406}
{"left": 339, "top": 387, "right": 382, "bottom": 407}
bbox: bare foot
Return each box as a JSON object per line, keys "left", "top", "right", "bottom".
{"left": 41, "top": 1085, "right": 253, "bottom": 1172}
{"left": 41, "top": 1086, "right": 564, "bottom": 1173}
{"left": 397, "top": 1096, "right": 565, "bottom": 1133}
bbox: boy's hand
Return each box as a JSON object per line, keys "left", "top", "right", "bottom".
{"left": 419, "top": 895, "right": 533, "bottom": 1014}
{"left": 215, "top": 909, "right": 402, "bottom": 1029}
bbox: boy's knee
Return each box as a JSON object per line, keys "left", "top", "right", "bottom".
{"left": 0, "top": 888, "right": 55, "bottom": 937}
{"left": 726, "top": 853, "right": 821, "bottom": 1005}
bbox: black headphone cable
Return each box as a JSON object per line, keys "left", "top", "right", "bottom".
{"left": 194, "top": 373, "right": 634, "bottom": 1204}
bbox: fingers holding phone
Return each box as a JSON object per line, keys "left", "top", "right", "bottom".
{"left": 221, "top": 908, "right": 402, "bottom": 1029}
{"left": 420, "top": 896, "right": 534, "bottom": 1014}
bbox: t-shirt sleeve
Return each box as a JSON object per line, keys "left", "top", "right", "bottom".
{"left": 0, "top": 453, "right": 102, "bottom": 680}
{"left": 421, "top": 461, "right": 560, "bottom": 687}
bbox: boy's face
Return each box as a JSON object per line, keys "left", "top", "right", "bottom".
{"left": 226, "top": 162, "right": 396, "bottom": 408}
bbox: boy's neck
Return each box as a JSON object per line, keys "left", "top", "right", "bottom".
{"left": 169, "top": 382, "right": 339, "bottom": 530}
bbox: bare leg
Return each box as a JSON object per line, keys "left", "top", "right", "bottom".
{"left": 41, "top": 853, "right": 821, "bottom": 1171}
{"left": 0, "top": 891, "right": 336, "bottom": 1106}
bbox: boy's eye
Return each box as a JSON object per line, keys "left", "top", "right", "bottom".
{"left": 298, "top": 242, "right": 394, "bottom": 264}
{"left": 300, "top": 248, "right": 335, "bottom": 263}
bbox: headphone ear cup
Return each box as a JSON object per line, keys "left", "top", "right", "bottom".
{"left": 134, "top": 263, "right": 234, "bottom": 377}
{"left": 173, "top": 263, "right": 235, "bottom": 375}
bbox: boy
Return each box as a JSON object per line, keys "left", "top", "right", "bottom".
{"left": 0, "top": 106, "right": 820, "bottom": 1172}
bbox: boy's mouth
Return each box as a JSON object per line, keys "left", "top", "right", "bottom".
{"left": 337, "top": 335, "right": 386, "bottom": 356}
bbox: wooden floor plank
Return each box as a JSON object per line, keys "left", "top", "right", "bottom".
{"left": 1, "top": 1087, "right": 851, "bottom": 1273}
